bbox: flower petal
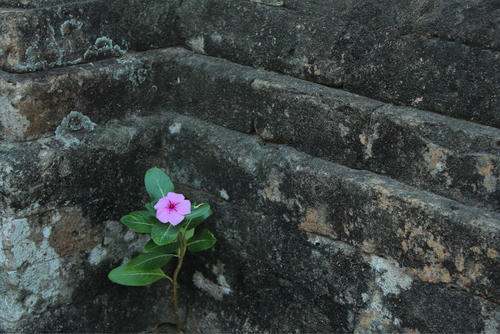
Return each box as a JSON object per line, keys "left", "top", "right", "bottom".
{"left": 156, "top": 208, "right": 171, "bottom": 224}
{"left": 166, "top": 192, "right": 185, "bottom": 203}
{"left": 154, "top": 197, "right": 169, "bottom": 210}
{"left": 176, "top": 199, "right": 191, "bottom": 215}
{"left": 168, "top": 211, "right": 185, "bottom": 226}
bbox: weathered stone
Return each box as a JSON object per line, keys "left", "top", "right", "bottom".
{"left": 0, "top": 49, "right": 179, "bottom": 141}
{"left": 0, "top": 1, "right": 118, "bottom": 72}
{"left": 157, "top": 49, "right": 500, "bottom": 210}
{"left": 0, "top": 0, "right": 75, "bottom": 8}
{"left": 2, "top": 47, "right": 499, "bottom": 211}
{"left": 183, "top": 238, "right": 499, "bottom": 333}
{"left": 1, "top": 112, "right": 498, "bottom": 333}
{"left": 1, "top": 1, "right": 499, "bottom": 332}
{"left": 177, "top": 0, "right": 500, "bottom": 128}
{"left": 159, "top": 112, "right": 499, "bottom": 302}
{"left": 0, "top": 115, "right": 170, "bottom": 332}
{"left": 0, "top": 0, "right": 180, "bottom": 72}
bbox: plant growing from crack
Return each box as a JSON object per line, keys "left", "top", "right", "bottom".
{"left": 108, "top": 167, "right": 216, "bottom": 333}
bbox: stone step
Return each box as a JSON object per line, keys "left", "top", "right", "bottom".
{"left": 4, "top": 0, "right": 499, "bottom": 127}
{"left": 2, "top": 112, "right": 498, "bottom": 301}
{"left": 185, "top": 236, "right": 499, "bottom": 333}
{"left": 0, "top": 0, "right": 179, "bottom": 72}
{"left": 177, "top": 0, "right": 500, "bottom": 128}
{"left": 2, "top": 47, "right": 499, "bottom": 210}
{"left": 0, "top": 114, "right": 172, "bottom": 332}
{"left": 0, "top": 49, "right": 177, "bottom": 141}
{"left": 1, "top": 112, "right": 498, "bottom": 332}
{"left": 162, "top": 49, "right": 500, "bottom": 210}
{"left": 0, "top": 0, "right": 75, "bottom": 8}
{"left": 160, "top": 112, "right": 499, "bottom": 303}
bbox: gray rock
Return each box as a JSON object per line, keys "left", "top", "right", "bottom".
{"left": 1, "top": 112, "right": 498, "bottom": 333}
{"left": 156, "top": 49, "right": 500, "bottom": 210}
{"left": 0, "top": 49, "right": 178, "bottom": 141}
{"left": 177, "top": 0, "right": 500, "bottom": 127}
{"left": 0, "top": 0, "right": 180, "bottom": 72}
{"left": 160, "top": 112, "right": 500, "bottom": 303}
{"left": 1, "top": 1, "right": 498, "bottom": 332}
{"left": 2, "top": 47, "right": 498, "bottom": 210}
{"left": 0, "top": 0, "right": 75, "bottom": 8}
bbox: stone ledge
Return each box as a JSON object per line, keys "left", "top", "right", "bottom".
{"left": 0, "top": 49, "right": 182, "bottom": 141}
{"left": 158, "top": 112, "right": 500, "bottom": 302}
{"left": 2, "top": 47, "right": 499, "bottom": 210}
{"left": 0, "top": 0, "right": 75, "bottom": 8}
{"left": 177, "top": 0, "right": 500, "bottom": 128}
{"left": 184, "top": 236, "right": 499, "bottom": 333}
{"left": 1, "top": 112, "right": 498, "bottom": 332}
{"left": 161, "top": 49, "right": 500, "bottom": 210}
{"left": 0, "top": 0, "right": 180, "bottom": 72}
{"left": 4, "top": 112, "right": 497, "bottom": 300}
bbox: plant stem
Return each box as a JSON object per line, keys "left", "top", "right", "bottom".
{"left": 171, "top": 238, "right": 187, "bottom": 333}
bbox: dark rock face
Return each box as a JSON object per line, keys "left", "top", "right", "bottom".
{"left": 2, "top": 48, "right": 498, "bottom": 209}
{"left": 177, "top": 0, "right": 500, "bottom": 128}
{"left": 2, "top": 113, "right": 498, "bottom": 333}
{"left": 0, "top": 0, "right": 76, "bottom": 7}
{"left": 0, "top": 0, "right": 180, "bottom": 73}
{"left": 0, "top": 0, "right": 498, "bottom": 333}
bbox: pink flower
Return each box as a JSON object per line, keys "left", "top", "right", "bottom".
{"left": 154, "top": 192, "right": 191, "bottom": 225}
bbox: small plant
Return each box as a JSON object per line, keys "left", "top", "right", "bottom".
{"left": 108, "top": 167, "right": 216, "bottom": 332}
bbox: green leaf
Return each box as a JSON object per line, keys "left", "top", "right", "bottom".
{"left": 184, "top": 228, "right": 195, "bottom": 241}
{"left": 151, "top": 223, "right": 179, "bottom": 246}
{"left": 127, "top": 252, "right": 174, "bottom": 270}
{"left": 120, "top": 211, "right": 156, "bottom": 234}
{"left": 185, "top": 203, "right": 213, "bottom": 229}
{"left": 188, "top": 229, "right": 216, "bottom": 253}
{"left": 144, "top": 202, "right": 156, "bottom": 215}
{"left": 145, "top": 167, "right": 174, "bottom": 202}
{"left": 108, "top": 265, "right": 166, "bottom": 286}
{"left": 144, "top": 239, "right": 178, "bottom": 254}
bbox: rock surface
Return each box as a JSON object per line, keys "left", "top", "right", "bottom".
{"left": 0, "top": 0, "right": 75, "bottom": 7}
{"left": 177, "top": 0, "right": 500, "bottom": 128}
{"left": 0, "top": 0, "right": 179, "bottom": 72}
{"left": 0, "top": 0, "right": 499, "bottom": 333}
{"left": 2, "top": 48, "right": 498, "bottom": 211}
{"left": 1, "top": 112, "right": 498, "bottom": 332}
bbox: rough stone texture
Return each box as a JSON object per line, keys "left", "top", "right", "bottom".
{"left": 0, "top": 115, "right": 171, "bottom": 332}
{"left": 0, "top": 49, "right": 177, "bottom": 141}
{"left": 2, "top": 47, "right": 498, "bottom": 211}
{"left": 184, "top": 240, "right": 498, "bottom": 334}
{"left": 1, "top": 112, "right": 498, "bottom": 333}
{"left": 177, "top": 0, "right": 500, "bottom": 128}
{"left": 3, "top": 0, "right": 499, "bottom": 125}
{"left": 159, "top": 49, "right": 500, "bottom": 210}
{"left": 167, "top": 113, "right": 500, "bottom": 333}
{"left": 160, "top": 112, "right": 499, "bottom": 302}
{"left": 0, "top": 0, "right": 75, "bottom": 8}
{"left": 0, "top": 0, "right": 180, "bottom": 73}
{"left": 1, "top": 1, "right": 499, "bottom": 332}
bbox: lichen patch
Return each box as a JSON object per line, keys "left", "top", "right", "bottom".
{"left": 359, "top": 123, "right": 380, "bottom": 160}
{"left": 299, "top": 206, "right": 336, "bottom": 239}
{"left": 423, "top": 143, "right": 448, "bottom": 176}
{"left": 369, "top": 256, "right": 413, "bottom": 296}
{"left": 477, "top": 157, "right": 497, "bottom": 193}
{"left": 193, "top": 271, "right": 232, "bottom": 301}
{"left": 413, "top": 264, "right": 452, "bottom": 284}
{"left": 187, "top": 36, "right": 206, "bottom": 54}
{"left": 0, "top": 217, "right": 65, "bottom": 326}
